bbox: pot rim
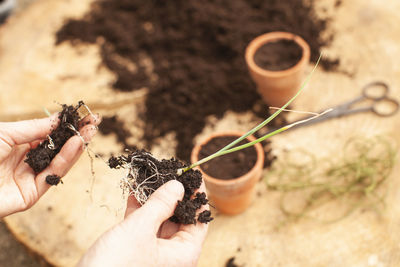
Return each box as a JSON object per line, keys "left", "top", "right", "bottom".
{"left": 191, "top": 131, "right": 265, "bottom": 185}
{"left": 245, "top": 31, "right": 311, "bottom": 78}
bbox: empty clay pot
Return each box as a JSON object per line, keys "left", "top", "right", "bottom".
{"left": 191, "top": 132, "right": 264, "bottom": 215}
{"left": 245, "top": 31, "right": 310, "bottom": 107}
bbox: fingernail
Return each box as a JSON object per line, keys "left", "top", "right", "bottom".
{"left": 93, "top": 113, "right": 102, "bottom": 125}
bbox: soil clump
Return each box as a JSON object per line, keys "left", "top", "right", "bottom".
{"left": 45, "top": 175, "right": 62, "bottom": 186}
{"left": 25, "top": 102, "right": 85, "bottom": 174}
{"left": 199, "top": 136, "right": 258, "bottom": 180}
{"left": 108, "top": 150, "right": 213, "bottom": 224}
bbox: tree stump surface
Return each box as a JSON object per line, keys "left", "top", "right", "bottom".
{"left": 1, "top": 0, "right": 400, "bottom": 266}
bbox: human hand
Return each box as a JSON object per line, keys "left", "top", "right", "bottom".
{"left": 0, "top": 113, "right": 100, "bottom": 218}
{"left": 79, "top": 180, "right": 209, "bottom": 267}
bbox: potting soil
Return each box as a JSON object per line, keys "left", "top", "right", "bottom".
{"left": 25, "top": 102, "right": 84, "bottom": 174}
{"left": 108, "top": 150, "right": 213, "bottom": 224}
{"left": 254, "top": 39, "right": 303, "bottom": 71}
{"left": 56, "top": 0, "right": 339, "bottom": 161}
{"left": 199, "top": 136, "right": 258, "bottom": 180}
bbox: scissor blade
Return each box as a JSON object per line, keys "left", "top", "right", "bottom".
{"left": 264, "top": 108, "right": 341, "bottom": 135}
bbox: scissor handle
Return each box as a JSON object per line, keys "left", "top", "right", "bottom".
{"left": 372, "top": 98, "right": 399, "bottom": 117}
{"left": 362, "top": 81, "right": 389, "bottom": 100}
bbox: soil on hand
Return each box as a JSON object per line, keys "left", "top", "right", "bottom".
{"left": 199, "top": 136, "right": 258, "bottom": 180}
{"left": 108, "top": 150, "right": 213, "bottom": 224}
{"left": 254, "top": 39, "right": 303, "bottom": 71}
{"left": 56, "top": 0, "right": 340, "bottom": 161}
{"left": 25, "top": 102, "right": 84, "bottom": 174}
{"left": 45, "top": 175, "right": 61, "bottom": 186}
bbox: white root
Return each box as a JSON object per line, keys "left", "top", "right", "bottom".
{"left": 119, "top": 153, "right": 171, "bottom": 205}
{"left": 65, "top": 123, "right": 87, "bottom": 148}
{"left": 46, "top": 135, "right": 56, "bottom": 150}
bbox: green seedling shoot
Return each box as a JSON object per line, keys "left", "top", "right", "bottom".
{"left": 178, "top": 54, "right": 323, "bottom": 175}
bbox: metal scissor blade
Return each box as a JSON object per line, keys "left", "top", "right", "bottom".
{"left": 264, "top": 108, "right": 341, "bottom": 135}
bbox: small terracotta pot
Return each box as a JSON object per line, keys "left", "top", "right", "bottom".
{"left": 245, "top": 31, "right": 310, "bottom": 107}
{"left": 191, "top": 132, "right": 264, "bottom": 215}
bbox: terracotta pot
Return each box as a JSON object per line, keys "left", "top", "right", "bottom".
{"left": 191, "top": 132, "right": 264, "bottom": 215}
{"left": 245, "top": 31, "right": 310, "bottom": 107}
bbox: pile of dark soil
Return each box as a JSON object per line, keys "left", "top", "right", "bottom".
{"left": 254, "top": 39, "right": 303, "bottom": 71}
{"left": 199, "top": 136, "right": 258, "bottom": 180}
{"left": 108, "top": 150, "right": 213, "bottom": 224}
{"left": 98, "top": 115, "right": 137, "bottom": 151}
{"left": 56, "top": 0, "right": 339, "bottom": 161}
{"left": 25, "top": 102, "right": 85, "bottom": 174}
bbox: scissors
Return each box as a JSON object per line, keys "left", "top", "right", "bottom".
{"left": 268, "top": 81, "right": 399, "bottom": 133}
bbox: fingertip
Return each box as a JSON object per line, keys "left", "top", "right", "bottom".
{"left": 138, "top": 180, "right": 184, "bottom": 231}
{"left": 79, "top": 113, "right": 102, "bottom": 127}
{"left": 86, "top": 113, "right": 102, "bottom": 126}
{"left": 164, "top": 180, "right": 185, "bottom": 197}
{"left": 80, "top": 124, "right": 98, "bottom": 143}
{"left": 49, "top": 112, "right": 60, "bottom": 119}
{"left": 93, "top": 113, "right": 102, "bottom": 126}
{"left": 48, "top": 113, "right": 61, "bottom": 127}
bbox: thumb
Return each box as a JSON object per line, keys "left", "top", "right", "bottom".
{"left": 0, "top": 113, "right": 59, "bottom": 146}
{"left": 138, "top": 180, "right": 184, "bottom": 233}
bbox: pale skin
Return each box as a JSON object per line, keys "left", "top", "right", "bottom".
{"left": 0, "top": 115, "right": 209, "bottom": 267}
{"left": 79, "top": 180, "right": 209, "bottom": 267}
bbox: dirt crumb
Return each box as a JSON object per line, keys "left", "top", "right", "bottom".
{"left": 199, "top": 136, "right": 258, "bottom": 180}
{"left": 45, "top": 175, "right": 61, "bottom": 186}
{"left": 226, "top": 257, "right": 239, "bottom": 267}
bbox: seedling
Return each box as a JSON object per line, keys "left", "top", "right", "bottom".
{"left": 108, "top": 150, "right": 212, "bottom": 224}
{"left": 109, "top": 55, "right": 323, "bottom": 225}
{"left": 179, "top": 54, "right": 324, "bottom": 175}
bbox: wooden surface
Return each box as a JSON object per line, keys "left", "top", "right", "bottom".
{"left": 1, "top": 0, "right": 400, "bottom": 266}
